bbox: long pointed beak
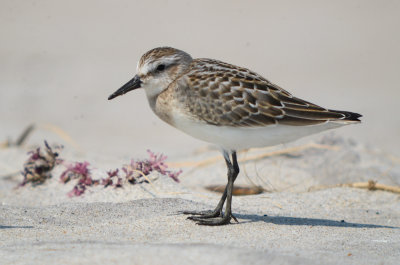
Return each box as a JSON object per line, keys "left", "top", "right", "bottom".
{"left": 108, "top": 75, "right": 142, "bottom": 100}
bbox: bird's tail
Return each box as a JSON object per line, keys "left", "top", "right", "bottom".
{"left": 328, "top": 109, "right": 362, "bottom": 123}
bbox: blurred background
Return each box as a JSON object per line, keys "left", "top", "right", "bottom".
{"left": 1, "top": 0, "right": 399, "bottom": 158}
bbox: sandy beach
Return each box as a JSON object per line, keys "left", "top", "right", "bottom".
{"left": 1, "top": 135, "right": 400, "bottom": 264}
{"left": 1, "top": 1, "right": 400, "bottom": 264}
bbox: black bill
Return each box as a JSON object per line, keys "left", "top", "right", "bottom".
{"left": 108, "top": 75, "right": 142, "bottom": 100}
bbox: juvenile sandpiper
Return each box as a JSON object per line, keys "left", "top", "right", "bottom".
{"left": 108, "top": 47, "right": 361, "bottom": 225}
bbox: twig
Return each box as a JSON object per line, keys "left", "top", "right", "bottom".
{"left": 39, "top": 123, "right": 81, "bottom": 151}
{"left": 131, "top": 169, "right": 187, "bottom": 196}
{"left": 241, "top": 149, "right": 261, "bottom": 189}
{"left": 15, "top": 124, "right": 35, "bottom": 146}
{"left": 168, "top": 143, "right": 339, "bottom": 168}
{"left": 240, "top": 143, "right": 339, "bottom": 163}
{"left": 206, "top": 185, "right": 264, "bottom": 196}
{"left": 132, "top": 169, "right": 159, "bottom": 193}
{"left": 1, "top": 123, "right": 81, "bottom": 151}
{"left": 1, "top": 171, "right": 20, "bottom": 180}
{"left": 0, "top": 140, "right": 10, "bottom": 149}
{"left": 308, "top": 180, "right": 400, "bottom": 194}
{"left": 388, "top": 154, "right": 400, "bottom": 165}
{"left": 0, "top": 124, "right": 35, "bottom": 149}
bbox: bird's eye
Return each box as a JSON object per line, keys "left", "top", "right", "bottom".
{"left": 156, "top": 64, "right": 166, "bottom": 72}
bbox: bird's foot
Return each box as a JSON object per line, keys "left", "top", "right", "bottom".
{"left": 180, "top": 210, "right": 238, "bottom": 225}
{"left": 193, "top": 214, "right": 238, "bottom": 226}
{"left": 179, "top": 209, "right": 222, "bottom": 219}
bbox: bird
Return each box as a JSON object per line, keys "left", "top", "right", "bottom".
{"left": 108, "top": 47, "right": 362, "bottom": 226}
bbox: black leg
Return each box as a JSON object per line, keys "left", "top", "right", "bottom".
{"left": 181, "top": 187, "right": 227, "bottom": 218}
{"left": 182, "top": 150, "right": 240, "bottom": 225}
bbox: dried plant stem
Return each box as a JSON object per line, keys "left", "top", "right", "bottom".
{"left": 131, "top": 169, "right": 187, "bottom": 196}
{"left": 15, "top": 124, "right": 35, "bottom": 146}
{"left": 0, "top": 123, "right": 80, "bottom": 151}
{"left": 132, "top": 169, "right": 158, "bottom": 193}
{"left": 168, "top": 143, "right": 339, "bottom": 168}
{"left": 206, "top": 185, "right": 264, "bottom": 196}
{"left": 388, "top": 154, "right": 400, "bottom": 164}
{"left": 240, "top": 143, "right": 339, "bottom": 163}
{"left": 309, "top": 180, "right": 400, "bottom": 194}
{"left": 1, "top": 171, "right": 20, "bottom": 180}
{"left": 39, "top": 123, "right": 81, "bottom": 151}
{"left": 0, "top": 141, "right": 9, "bottom": 149}
{"left": 0, "top": 124, "right": 35, "bottom": 149}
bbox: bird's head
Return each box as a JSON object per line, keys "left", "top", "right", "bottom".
{"left": 108, "top": 47, "right": 192, "bottom": 100}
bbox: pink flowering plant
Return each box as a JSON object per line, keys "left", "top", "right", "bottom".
{"left": 60, "top": 161, "right": 98, "bottom": 197}
{"left": 20, "top": 142, "right": 182, "bottom": 197}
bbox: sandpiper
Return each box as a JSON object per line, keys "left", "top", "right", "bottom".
{"left": 108, "top": 47, "right": 361, "bottom": 226}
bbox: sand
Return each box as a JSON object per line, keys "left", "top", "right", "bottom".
{"left": 1, "top": 136, "right": 400, "bottom": 265}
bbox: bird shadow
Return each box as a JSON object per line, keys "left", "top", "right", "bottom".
{"left": 0, "top": 225, "right": 34, "bottom": 229}
{"left": 235, "top": 213, "right": 398, "bottom": 229}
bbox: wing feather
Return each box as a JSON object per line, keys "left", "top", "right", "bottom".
{"left": 174, "top": 58, "right": 357, "bottom": 127}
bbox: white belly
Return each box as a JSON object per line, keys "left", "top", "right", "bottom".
{"left": 167, "top": 111, "right": 348, "bottom": 151}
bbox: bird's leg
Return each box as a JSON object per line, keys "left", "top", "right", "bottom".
{"left": 188, "top": 151, "right": 240, "bottom": 225}
{"left": 180, "top": 150, "right": 231, "bottom": 218}
{"left": 183, "top": 152, "right": 239, "bottom": 219}
{"left": 180, "top": 150, "right": 233, "bottom": 218}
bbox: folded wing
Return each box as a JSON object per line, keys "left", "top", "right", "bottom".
{"left": 176, "top": 58, "right": 361, "bottom": 127}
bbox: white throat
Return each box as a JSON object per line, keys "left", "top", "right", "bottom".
{"left": 142, "top": 77, "right": 170, "bottom": 110}
{"left": 143, "top": 82, "right": 164, "bottom": 99}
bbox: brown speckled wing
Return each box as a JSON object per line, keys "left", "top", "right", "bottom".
{"left": 175, "top": 58, "right": 346, "bottom": 127}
